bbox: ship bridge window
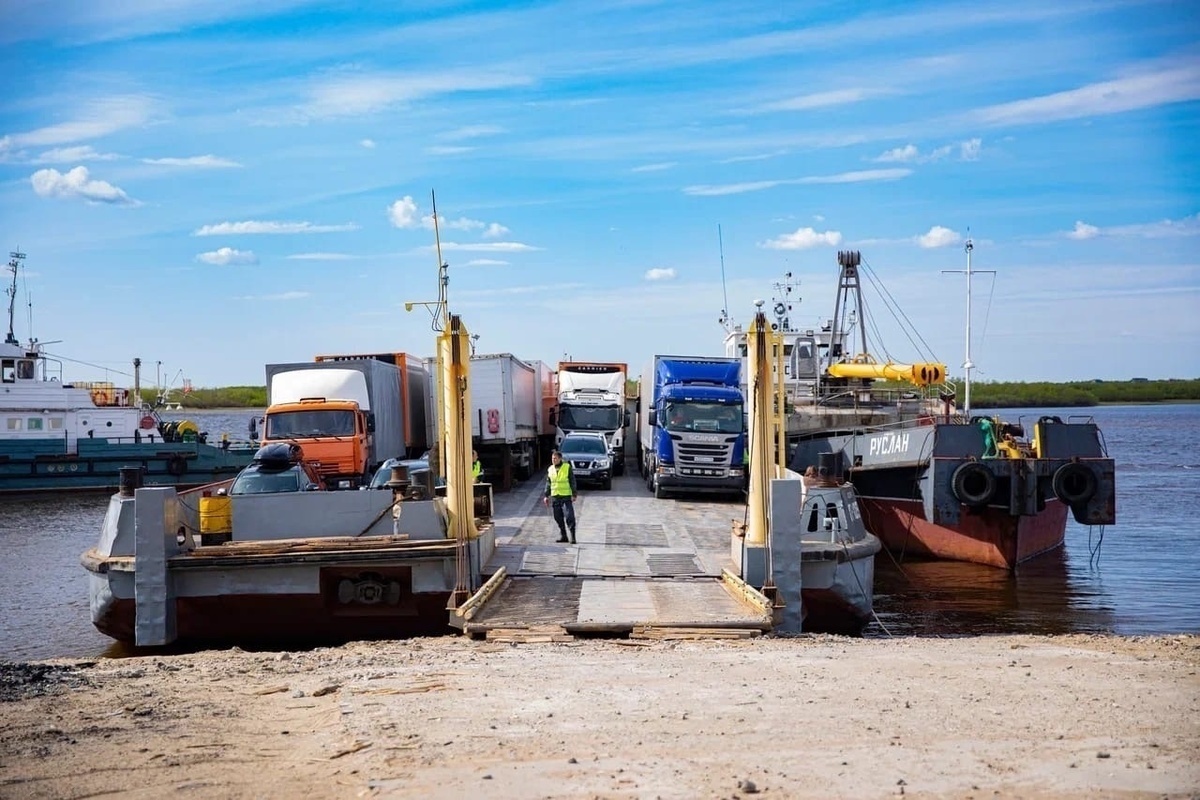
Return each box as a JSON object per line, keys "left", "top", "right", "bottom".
{"left": 6, "top": 418, "right": 21, "bottom": 430}
{"left": 17, "top": 360, "right": 34, "bottom": 379}
{"left": 48, "top": 417, "right": 64, "bottom": 430}
{"left": 27, "top": 418, "right": 44, "bottom": 431}
{"left": 2, "top": 360, "right": 14, "bottom": 383}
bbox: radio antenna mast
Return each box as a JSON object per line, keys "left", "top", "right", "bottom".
{"left": 718, "top": 225, "right": 732, "bottom": 330}
{"left": 431, "top": 190, "right": 449, "bottom": 330}
{"left": 5, "top": 248, "right": 24, "bottom": 346}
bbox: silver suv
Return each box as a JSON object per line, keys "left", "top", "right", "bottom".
{"left": 559, "top": 432, "right": 612, "bottom": 490}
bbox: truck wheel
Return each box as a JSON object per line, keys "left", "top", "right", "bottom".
{"left": 603, "top": 475, "right": 612, "bottom": 491}
{"left": 654, "top": 480, "right": 666, "bottom": 500}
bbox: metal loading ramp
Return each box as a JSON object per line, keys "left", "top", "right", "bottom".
{"left": 455, "top": 570, "right": 773, "bottom": 642}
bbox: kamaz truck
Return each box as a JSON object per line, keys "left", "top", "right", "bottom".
{"left": 555, "top": 361, "right": 629, "bottom": 475}
{"left": 638, "top": 355, "right": 746, "bottom": 499}
{"left": 263, "top": 354, "right": 430, "bottom": 488}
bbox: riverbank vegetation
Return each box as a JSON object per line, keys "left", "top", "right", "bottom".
{"left": 145, "top": 378, "right": 1200, "bottom": 410}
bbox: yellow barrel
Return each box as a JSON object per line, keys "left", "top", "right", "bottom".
{"left": 199, "top": 495, "right": 232, "bottom": 535}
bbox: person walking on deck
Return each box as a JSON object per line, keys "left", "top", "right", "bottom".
{"left": 543, "top": 450, "right": 577, "bottom": 543}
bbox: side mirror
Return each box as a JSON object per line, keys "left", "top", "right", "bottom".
{"left": 648, "top": 410, "right": 657, "bottom": 427}
{"left": 365, "top": 412, "right": 376, "bottom": 433}
{"left": 624, "top": 411, "right": 630, "bottom": 427}
{"left": 548, "top": 407, "right": 557, "bottom": 427}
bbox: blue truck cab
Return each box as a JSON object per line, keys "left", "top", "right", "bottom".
{"left": 638, "top": 356, "right": 746, "bottom": 499}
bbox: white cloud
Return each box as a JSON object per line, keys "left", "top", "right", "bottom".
{"left": 970, "top": 62, "right": 1200, "bottom": 127}
{"left": 263, "top": 291, "right": 309, "bottom": 301}
{"left": 427, "top": 145, "right": 473, "bottom": 156}
{"left": 631, "top": 162, "right": 677, "bottom": 173}
{"left": 31, "top": 145, "right": 119, "bottom": 164}
{"left": 916, "top": 226, "right": 962, "bottom": 248}
{"left": 482, "top": 223, "right": 510, "bottom": 238}
{"left": 197, "top": 247, "right": 257, "bottom": 265}
{"left": 435, "top": 241, "right": 542, "bottom": 253}
{"left": 465, "top": 258, "right": 509, "bottom": 266}
{"left": 718, "top": 150, "right": 787, "bottom": 164}
{"left": 194, "top": 220, "right": 358, "bottom": 235}
{"left": 760, "top": 227, "right": 843, "bottom": 250}
{"left": 29, "top": 166, "right": 137, "bottom": 205}
{"left": 422, "top": 214, "right": 486, "bottom": 232}
{"left": 440, "top": 125, "right": 504, "bottom": 142}
{"left": 875, "top": 144, "right": 919, "bottom": 163}
{"left": 1, "top": 94, "right": 153, "bottom": 149}
{"left": 684, "top": 168, "right": 911, "bottom": 197}
{"left": 1064, "top": 214, "right": 1200, "bottom": 240}
{"left": 873, "top": 139, "right": 982, "bottom": 163}
{"left": 644, "top": 268, "right": 677, "bottom": 281}
{"left": 303, "top": 70, "right": 532, "bottom": 118}
{"left": 755, "top": 87, "right": 885, "bottom": 113}
{"left": 1067, "top": 221, "right": 1100, "bottom": 240}
{"left": 142, "top": 155, "right": 241, "bottom": 168}
{"left": 388, "top": 196, "right": 419, "bottom": 228}
{"left": 360, "top": 138, "right": 376, "bottom": 148}
{"left": 286, "top": 252, "right": 359, "bottom": 260}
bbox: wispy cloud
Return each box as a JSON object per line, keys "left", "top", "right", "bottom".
{"left": 465, "top": 258, "right": 509, "bottom": 266}
{"left": 873, "top": 138, "right": 982, "bottom": 163}
{"left": 360, "top": 139, "right": 376, "bottom": 149}
{"left": 30, "top": 166, "right": 137, "bottom": 205}
{"left": 760, "top": 227, "right": 843, "bottom": 250}
{"left": 440, "top": 125, "right": 505, "bottom": 142}
{"left": 0, "top": 95, "right": 154, "bottom": 151}
{"left": 644, "top": 267, "right": 677, "bottom": 281}
{"left": 302, "top": 69, "right": 533, "bottom": 118}
{"left": 752, "top": 87, "right": 889, "bottom": 113}
{"left": 388, "top": 195, "right": 509, "bottom": 238}
{"left": 717, "top": 150, "right": 787, "bottom": 164}
{"left": 970, "top": 62, "right": 1200, "bottom": 127}
{"left": 142, "top": 155, "right": 241, "bottom": 168}
{"left": 197, "top": 247, "right": 257, "bottom": 265}
{"left": 426, "top": 145, "right": 474, "bottom": 156}
{"left": 194, "top": 220, "right": 358, "bottom": 235}
{"left": 263, "top": 291, "right": 310, "bottom": 301}
{"left": 684, "top": 168, "right": 911, "bottom": 197}
{"left": 286, "top": 252, "right": 359, "bottom": 260}
{"left": 482, "top": 223, "right": 510, "bottom": 238}
{"left": 434, "top": 241, "right": 542, "bottom": 253}
{"left": 1064, "top": 214, "right": 1200, "bottom": 240}
{"left": 30, "top": 145, "right": 119, "bottom": 164}
{"left": 631, "top": 162, "right": 678, "bottom": 173}
{"left": 916, "top": 225, "right": 962, "bottom": 248}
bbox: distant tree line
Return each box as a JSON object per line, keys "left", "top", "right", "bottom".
{"left": 968, "top": 378, "right": 1200, "bottom": 408}
{"left": 141, "top": 379, "right": 1200, "bottom": 410}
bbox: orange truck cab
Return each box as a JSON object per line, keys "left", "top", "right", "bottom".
{"left": 263, "top": 355, "right": 431, "bottom": 488}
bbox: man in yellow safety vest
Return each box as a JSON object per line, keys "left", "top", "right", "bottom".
{"left": 542, "top": 450, "right": 578, "bottom": 543}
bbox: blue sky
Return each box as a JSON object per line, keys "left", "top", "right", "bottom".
{"left": 1, "top": 1, "right": 1197, "bottom": 389}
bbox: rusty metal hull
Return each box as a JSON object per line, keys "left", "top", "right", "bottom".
{"left": 858, "top": 496, "right": 1068, "bottom": 570}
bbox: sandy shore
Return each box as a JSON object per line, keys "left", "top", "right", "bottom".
{"left": 1, "top": 633, "right": 1197, "bottom": 799}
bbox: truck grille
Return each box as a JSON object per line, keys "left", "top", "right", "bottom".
{"left": 671, "top": 436, "right": 735, "bottom": 476}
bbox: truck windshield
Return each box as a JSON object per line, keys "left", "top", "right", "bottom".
{"left": 663, "top": 401, "right": 743, "bottom": 434}
{"left": 558, "top": 405, "right": 622, "bottom": 432}
{"left": 266, "top": 409, "right": 356, "bottom": 438}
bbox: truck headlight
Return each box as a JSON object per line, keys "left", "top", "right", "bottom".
{"left": 596, "top": 458, "right": 610, "bottom": 469}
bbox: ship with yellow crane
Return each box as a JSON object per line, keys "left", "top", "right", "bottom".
{"left": 723, "top": 249, "right": 1116, "bottom": 571}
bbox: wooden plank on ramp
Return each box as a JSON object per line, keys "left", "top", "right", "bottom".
{"left": 462, "top": 575, "right": 771, "bottom": 641}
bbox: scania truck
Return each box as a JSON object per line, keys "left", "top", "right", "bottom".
{"left": 555, "top": 361, "right": 629, "bottom": 475}
{"left": 638, "top": 355, "right": 746, "bottom": 499}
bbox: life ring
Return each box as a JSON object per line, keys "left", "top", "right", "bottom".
{"left": 166, "top": 454, "right": 189, "bottom": 476}
{"left": 951, "top": 462, "right": 996, "bottom": 506}
{"left": 1052, "top": 462, "right": 1097, "bottom": 506}
{"left": 139, "top": 415, "right": 157, "bottom": 430}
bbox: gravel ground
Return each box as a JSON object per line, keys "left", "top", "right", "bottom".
{"left": 1, "top": 633, "right": 1197, "bottom": 799}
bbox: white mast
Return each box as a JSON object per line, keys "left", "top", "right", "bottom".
{"left": 963, "top": 238, "right": 974, "bottom": 416}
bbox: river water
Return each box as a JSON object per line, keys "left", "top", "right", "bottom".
{"left": 2, "top": 405, "right": 1197, "bottom": 660}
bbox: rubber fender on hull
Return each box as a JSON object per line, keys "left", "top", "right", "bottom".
{"left": 951, "top": 461, "right": 997, "bottom": 506}
{"left": 1052, "top": 462, "right": 1097, "bottom": 506}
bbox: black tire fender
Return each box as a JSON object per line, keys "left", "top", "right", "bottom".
{"left": 951, "top": 461, "right": 996, "bottom": 506}
{"left": 1053, "top": 462, "right": 1097, "bottom": 506}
